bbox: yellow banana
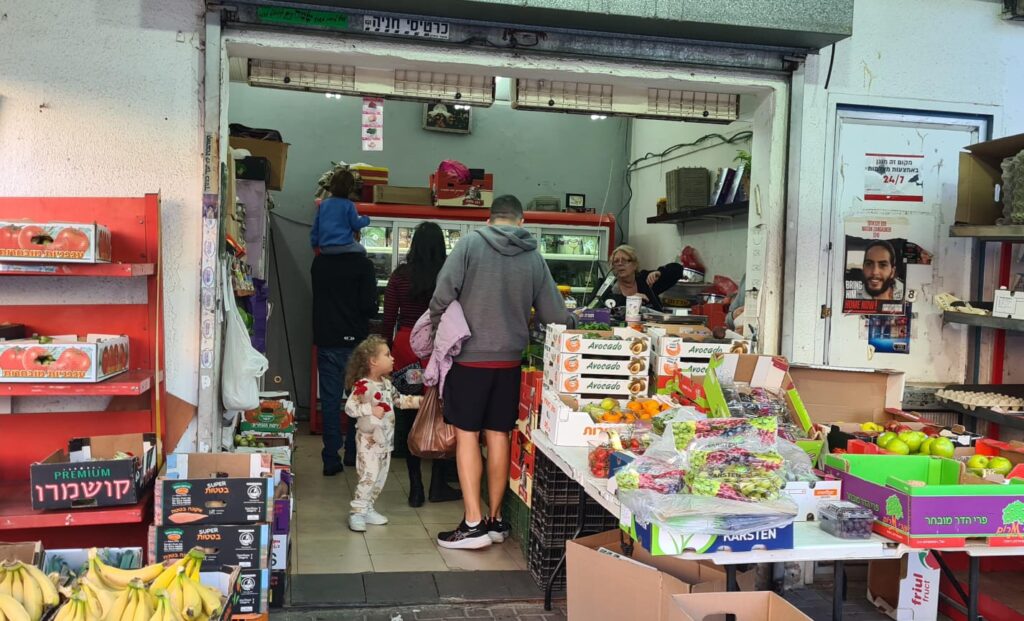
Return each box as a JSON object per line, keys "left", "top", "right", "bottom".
{"left": 177, "top": 578, "right": 201, "bottom": 621}
{"left": 148, "top": 561, "right": 185, "bottom": 596}
{"left": 0, "top": 572, "right": 12, "bottom": 598}
{"left": 16, "top": 572, "right": 41, "bottom": 621}
{"left": 106, "top": 586, "right": 131, "bottom": 621}
{"left": 164, "top": 579, "right": 182, "bottom": 617}
{"left": 0, "top": 594, "right": 29, "bottom": 621}
{"left": 183, "top": 559, "right": 199, "bottom": 585}
{"left": 9, "top": 571, "right": 22, "bottom": 608}
{"left": 193, "top": 584, "right": 220, "bottom": 619}
{"left": 89, "top": 554, "right": 164, "bottom": 591}
{"left": 81, "top": 576, "right": 115, "bottom": 619}
{"left": 131, "top": 589, "right": 151, "bottom": 621}
{"left": 119, "top": 589, "right": 138, "bottom": 621}
{"left": 19, "top": 563, "right": 58, "bottom": 608}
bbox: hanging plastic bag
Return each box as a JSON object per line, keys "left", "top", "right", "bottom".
{"left": 222, "top": 304, "right": 269, "bottom": 411}
{"left": 408, "top": 386, "right": 456, "bottom": 459}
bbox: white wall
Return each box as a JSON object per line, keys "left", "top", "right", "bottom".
{"left": 785, "top": 0, "right": 1024, "bottom": 376}
{"left": 628, "top": 118, "right": 752, "bottom": 281}
{"left": 0, "top": 2, "right": 205, "bottom": 416}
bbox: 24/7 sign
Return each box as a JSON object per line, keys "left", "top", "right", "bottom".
{"left": 864, "top": 153, "right": 924, "bottom": 202}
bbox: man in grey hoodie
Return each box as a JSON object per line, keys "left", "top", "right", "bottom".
{"left": 430, "top": 195, "right": 575, "bottom": 550}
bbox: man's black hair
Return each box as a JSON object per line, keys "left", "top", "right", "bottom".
{"left": 864, "top": 239, "right": 897, "bottom": 264}
{"left": 490, "top": 195, "right": 524, "bottom": 221}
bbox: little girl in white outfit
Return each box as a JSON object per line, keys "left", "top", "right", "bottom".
{"left": 344, "top": 335, "right": 422, "bottom": 532}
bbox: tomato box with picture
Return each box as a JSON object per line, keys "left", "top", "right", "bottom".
{"left": 30, "top": 432, "right": 157, "bottom": 510}
{"left": 155, "top": 453, "right": 273, "bottom": 526}
{"left": 0, "top": 221, "right": 111, "bottom": 263}
{"left": 241, "top": 400, "right": 297, "bottom": 435}
{"left": 0, "top": 335, "right": 129, "bottom": 382}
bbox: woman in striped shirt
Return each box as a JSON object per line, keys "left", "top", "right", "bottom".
{"left": 382, "top": 221, "right": 461, "bottom": 507}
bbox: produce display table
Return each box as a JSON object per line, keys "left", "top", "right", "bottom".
{"left": 532, "top": 431, "right": 1024, "bottom": 620}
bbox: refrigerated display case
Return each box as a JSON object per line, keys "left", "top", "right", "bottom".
{"left": 358, "top": 204, "right": 615, "bottom": 310}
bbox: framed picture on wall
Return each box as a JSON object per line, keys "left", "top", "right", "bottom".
{"left": 423, "top": 102, "right": 472, "bottom": 134}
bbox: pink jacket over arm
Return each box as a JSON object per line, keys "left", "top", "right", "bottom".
{"left": 410, "top": 303, "right": 471, "bottom": 395}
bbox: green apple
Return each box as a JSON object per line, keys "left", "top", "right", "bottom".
{"left": 898, "top": 431, "right": 923, "bottom": 453}
{"left": 886, "top": 439, "right": 911, "bottom": 455}
{"left": 966, "top": 455, "right": 991, "bottom": 470}
{"left": 929, "top": 437, "right": 956, "bottom": 459}
{"left": 919, "top": 438, "right": 935, "bottom": 456}
{"left": 989, "top": 457, "right": 1013, "bottom": 475}
{"left": 877, "top": 432, "right": 897, "bottom": 448}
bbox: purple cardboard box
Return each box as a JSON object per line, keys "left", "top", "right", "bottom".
{"left": 825, "top": 453, "right": 1024, "bottom": 548}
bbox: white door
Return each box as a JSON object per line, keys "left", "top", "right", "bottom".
{"left": 822, "top": 108, "right": 988, "bottom": 382}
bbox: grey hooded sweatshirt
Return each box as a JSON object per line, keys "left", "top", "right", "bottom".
{"left": 429, "top": 225, "right": 576, "bottom": 363}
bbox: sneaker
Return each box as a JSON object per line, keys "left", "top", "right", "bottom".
{"left": 436, "top": 520, "right": 492, "bottom": 550}
{"left": 348, "top": 513, "right": 367, "bottom": 532}
{"left": 364, "top": 508, "right": 389, "bottom": 526}
{"left": 485, "top": 517, "right": 511, "bottom": 543}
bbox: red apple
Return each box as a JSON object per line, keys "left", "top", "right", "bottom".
{"left": 17, "top": 225, "right": 50, "bottom": 250}
{"left": 52, "top": 228, "right": 90, "bottom": 252}
{"left": 0, "top": 347, "right": 24, "bottom": 370}
{"left": 54, "top": 348, "right": 91, "bottom": 372}
{"left": 22, "top": 346, "right": 54, "bottom": 370}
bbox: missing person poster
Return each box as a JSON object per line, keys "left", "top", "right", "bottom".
{"left": 843, "top": 218, "right": 912, "bottom": 315}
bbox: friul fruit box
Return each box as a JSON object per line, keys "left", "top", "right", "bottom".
{"left": 545, "top": 351, "right": 651, "bottom": 377}
{"left": 155, "top": 453, "right": 273, "bottom": 526}
{"left": 29, "top": 433, "right": 158, "bottom": 510}
{"left": 545, "top": 324, "right": 651, "bottom": 357}
{"left": 824, "top": 453, "right": 1024, "bottom": 548}
{"left": 0, "top": 221, "right": 112, "bottom": 263}
{"left": 0, "top": 334, "right": 129, "bottom": 382}
{"left": 545, "top": 371, "right": 650, "bottom": 397}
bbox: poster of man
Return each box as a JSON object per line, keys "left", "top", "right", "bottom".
{"left": 843, "top": 218, "right": 910, "bottom": 315}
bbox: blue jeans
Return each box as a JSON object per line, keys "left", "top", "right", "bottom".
{"left": 318, "top": 346, "right": 356, "bottom": 468}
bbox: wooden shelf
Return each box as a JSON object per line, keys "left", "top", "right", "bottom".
{"left": 943, "top": 310, "right": 1024, "bottom": 333}
{"left": 0, "top": 481, "right": 152, "bottom": 530}
{"left": 949, "top": 225, "right": 1024, "bottom": 242}
{"left": 0, "top": 370, "right": 154, "bottom": 397}
{"left": 0, "top": 263, "right": 155, "bottom": 277}
{"left": 647, "top": 201, "right": 749, "bottom": 224}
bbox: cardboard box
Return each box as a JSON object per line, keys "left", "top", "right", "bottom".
{"left": 824, "top": 453, "right": 1024, "bottom": 547}
{"left": 236, "top": 569, "right": 270, "bottom": 615}
{"left": 955, "top": 133, "right": 1024, "bottom": 225}
{"left": 666, "top": 592, "right": 812, "bottom": 621}
{"left": 703, "top": 354, "right": 822, "bottom": 460}
{"left": 272, "top": 470, "right": 293, "bottom": 535}
{"left": 654, "top": 337, "right": 750, "bottom": 359}
{"left": 430, "top": 172, "right": 494, "bottom": 208}
{"left": 544, "top": 371, "right": 649, "bottom": 397}
{"left": 0, "top": 542, "right": 43, "bottom": 566}
{"left": 198, "top": 566, "right": 242, "bottom": 621}
{"left": 150, "top": 523, "right": 271, "bottom": 570}
{"left": 567, "top": 530, "right": 748, "bottom": 621}
{"left": 545, "top": 324, "right": 651, "bottom": 357}
{"left": 270, "top": 534, "right": 287, "bottom": 571}
{"left": 30, "top": 433, "right": 157, "bottom": 510}
{"left": 269, "top": 570, "right": 286, "bottom": 609}
{"left": 0, "top": 221, "right": 111, "bottom": 263}
{"left": 234, "top": 434, "right": 293, "bottom": 467}
{"left": 241, "top": 400, "right": 297, "bottom": 434}
{"left": 654, "top": 357, "right": 709, "bottom": 378}
{"left": 788, "top": 364, "right": 906, "bottom": 427}
{"left": 0, "top": 334, "right": 129, "bottom": 382}
{"left": 509, "top": 430, "right": 535, "bottom": 506}
{"left": 867, "top": 552, "right": 940, "bottom": 621}
{"left": 545, "top": 352, "right": 650, "bottom": 376}
{"left": 972, "top": 439, "right": 1024, "bottom": 479}
{"left": 372, "top": 185, "right": 433, "bottom": 206}
{"left": 229, "top": 137, "right": 289, "bottom": 191}
{"left": 155, "top": 453, "right": 273, "bottom": 526}
{"left": 621, "top": 512, "right": 795, "bottom": 556}
{"left": 0, "top": 323, "right": 26, "bottom": 341}
{"left": 781, "top": 476, "right": 842, "bottom": 522}
{"left": 42, "top": 548, "right": 142, "bottom": 575}
{"left": 994, "top": 287, "right": 1024, "bottom": 320}
{"left": 540, "top": 390, "right": 626, "bottom": 447}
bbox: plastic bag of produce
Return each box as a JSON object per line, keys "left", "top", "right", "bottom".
{"left": 721, "top": 382, "right": 789, "bottom": 420}
{"left": 619, "top": 488, "right": 797, "bottom": 535}
{"left": 778, "top": 437, "right": 820, "bottom": 483}
{"left": 651, "top": 406, "right": 705, "bottom": 436}
{"left": 652, "top": 416, "right": 779, "bottom": 454}
{"left": 614, "top": 455, "right": 687, "bottom": 494}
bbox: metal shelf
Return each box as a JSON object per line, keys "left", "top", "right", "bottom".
{"left": 0, "top": 370, "right": 155, "bottom": 397}
{"left": 0, "top": 482, "right": 151, "bottom": 530}
{"left": 939, "top": 384, "right": 1024, "bottom": 433}
{"left": 647, "top": 201, "right": 749, "bottom": 224}
{"left": 542, "top": 253, "right": 599, "bottom": 262}
{"left": 943, "top": 310, "right": 1024, "bottom": 333}
{"left": 949, "top": 225, "right": 1024, "bottom": 242}
{"left": 0, "top": 263, "right": 156, "bottom": 277}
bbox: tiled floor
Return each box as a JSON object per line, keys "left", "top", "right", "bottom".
{"left": 292, "top": 426, "right": 529, "bottom": 574}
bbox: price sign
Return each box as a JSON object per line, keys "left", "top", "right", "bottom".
{"left": 362, "top": 15, "right": 451, "bottom": 39}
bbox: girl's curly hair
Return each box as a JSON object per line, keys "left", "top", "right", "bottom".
{"left": 345, "top": 335, "right": 388, "bottom": 390}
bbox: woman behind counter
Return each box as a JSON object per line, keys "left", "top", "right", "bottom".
{"left": 593, "top": 244, "right": 683, "bottom": 312}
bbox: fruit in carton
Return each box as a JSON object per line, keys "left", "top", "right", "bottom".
{"left": 929, "top": 437, "right": 956, "bottom": 459}
{"left": 877, "top": 431, "right": 897, "bottom": 448}
{"left": 886, "top": 439, "right": 911, "bottom": 455}
{"left": 966, "top": 454, "right": 990, "bottom": 474}
{"left": 989, "top": 456, "right": 1013, "bottom": 476}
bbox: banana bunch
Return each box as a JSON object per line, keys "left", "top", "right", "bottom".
{"left": 86, "top": 551, "right": 163, "bottom": 591}
{"left": 50, "top": 590, "right": 89, "bottom": 621}
{"left": 148, "top": 551, "right": 204, "bottom": 593}
{"left": 101, "top": 579, "right": 155, "bottom": 621}
{"left": 150, "top": 569, "right": 220, "bottom": 621}
{"left": 0, "top": 561, "right": 60, "bottom": 621}
{"left": 0, "top": 593, "right": 33, "bottom": 621}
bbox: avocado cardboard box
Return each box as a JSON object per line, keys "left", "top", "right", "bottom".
{"left": 150, "top": 523, "right": 270, "bottom": 570}
{"left": 703, "top": 354, "right": 822, "bottom": 461}
{"left": 567, "top": 530, "right": 754, "bottom": 621}
{"left": 824, "top": 453, "right": 1024, "bottom": 547}
{"left": 30, "top": 432, "right": 157, "bottom": 510}
{"left": 666, "top": 592, "right": 811, "bottom": 621}
{"left": 0, "top": 541, "right": 43, "bottom": 566}
{"left": 155, "top": 453, "right": 273, "bottom": 526}
{"left": 545, "top": 324, "right": 651, "bottom": 357}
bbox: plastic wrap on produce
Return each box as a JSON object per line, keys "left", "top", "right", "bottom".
{"left": 614, "top": 455, "right": 687, "bottom": 494}
{"left": 778, "top": 437, "right": 819, "bottom": 483}
{"left": 650, "top": 416, "right": 779, "bottom": 455}
{"left": 619, "top": 488, "right": 798, "bottom": 535}
{"left": 650, "top": 406, "right": 705, "bottom": 436}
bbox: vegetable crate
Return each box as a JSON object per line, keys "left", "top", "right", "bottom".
{"left": 825, "top": 453, "right": 1024, "bottom": 548}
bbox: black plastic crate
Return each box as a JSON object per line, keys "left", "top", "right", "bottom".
{"left": 528, "top": 533, "right": 568, "bottom": 591}
{"left": 529, "top": 503, "right": 619, "bottom": 548}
